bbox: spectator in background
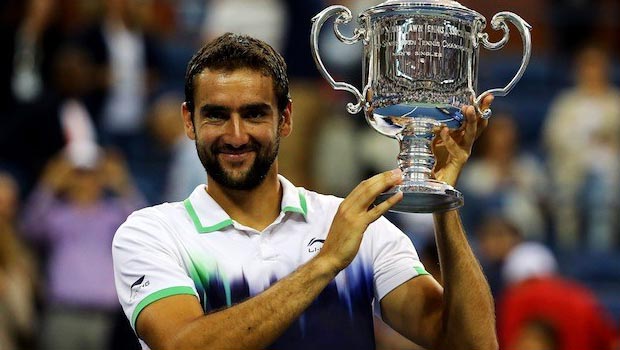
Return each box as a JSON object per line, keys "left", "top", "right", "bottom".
{"left": 77, "top": 0, "right": 162, "bottom": 170}
{"left": 0, "top": 0, "right": 112, "bottom": 196}
{"left": 100, "top": 0, "right": 160, "bottom": 143}
{"left": 0, "top": 172, "right": 37, "bottom": 350}
{"left": 0, "top": 0, "right": 67, "bottom": 193}
{"left": 148, "top": 93, "right": 205, "bottom": 203}
{"left": 1, "top": 0, "right": 60, "bottom": 108}
{"left": 459, "top": 113, "right": 549, "bottom": 241}
{"left": 542, "top": 44, "right": 620, "bottom": 251}
{"left": 497, "top": 242, "right": 617, "bottom": 350}
{"left": 20, "top": 148, "right": 145, "bottom": 350}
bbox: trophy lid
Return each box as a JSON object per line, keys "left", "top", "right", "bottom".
{"left": 361, "top": 0, "right": 485, "bottom": 23}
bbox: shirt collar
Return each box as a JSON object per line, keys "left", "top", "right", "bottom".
{"left": 183, "top": 175, "right": 308, "bottom": 234}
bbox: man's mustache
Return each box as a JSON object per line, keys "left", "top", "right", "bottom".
{"left": 213, "top": 142, "right": 260, "bottom": 155}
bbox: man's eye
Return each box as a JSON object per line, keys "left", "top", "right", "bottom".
{"left": 247, "top": 111, "right": 265, "bottom": 119}
{"left": 205, "top": 113, "right": 226, "bottom": 121}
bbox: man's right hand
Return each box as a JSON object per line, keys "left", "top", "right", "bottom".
{"left": 318, "top": 169, "right": 404, "bottom": 273}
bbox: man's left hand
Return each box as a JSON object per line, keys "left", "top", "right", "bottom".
{"left": 432, "top": 94, "right": 494, "bottom": 186}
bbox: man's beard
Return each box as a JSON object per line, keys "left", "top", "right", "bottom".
{"left": 196, "top": 135, "right": 280, "bottom": 191}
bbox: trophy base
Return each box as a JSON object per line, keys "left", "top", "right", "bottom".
{"left": 375, "top": 180, "right": 463, "bottom": 213}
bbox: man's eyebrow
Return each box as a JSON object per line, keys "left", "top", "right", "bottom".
{"left": 199, "top": 104, "right": 231, "bottom": 116}
{"left": 239, "top": 103, "right": 273, "bottom": 114}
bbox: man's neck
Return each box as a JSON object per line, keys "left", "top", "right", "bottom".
{"left": 206, "top": 172, "right": 282, "bottom": 232}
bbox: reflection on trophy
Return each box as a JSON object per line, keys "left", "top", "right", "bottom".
{"left": 311, "top": 0, "right": 532, "bottom": 213}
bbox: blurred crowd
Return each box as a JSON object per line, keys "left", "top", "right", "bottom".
{"left": 0, "top": 0, "right": 619, "bottom": 349}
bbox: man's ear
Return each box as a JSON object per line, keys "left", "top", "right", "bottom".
{"left": 181, "top": 102, "right": 196, "bottom": 140}
{"left": 279, "top": 100, "right": 293, "bottom": 137}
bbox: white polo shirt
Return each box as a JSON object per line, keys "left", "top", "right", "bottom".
{"left": 112, "top": 175, "right": 428, "bottom": 349}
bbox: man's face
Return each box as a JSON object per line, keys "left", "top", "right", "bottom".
{"left": 183, "top": 68, "right": 291, "bottom": 190}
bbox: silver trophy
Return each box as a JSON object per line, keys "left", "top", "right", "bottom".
{"left": 311, "top": 0, "right": 532, "bottom": 213}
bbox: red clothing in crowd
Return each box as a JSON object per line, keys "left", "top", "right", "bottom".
{"left": 498, "top": 276, "right": 617, "bottom": 350}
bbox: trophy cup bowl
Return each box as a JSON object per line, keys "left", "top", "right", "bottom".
{"left": 311, "top": 0, "right": 532, "bottom": 213}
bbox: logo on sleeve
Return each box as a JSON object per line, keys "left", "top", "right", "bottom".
{"left": 307, "top": 238, "right": 325, "bottom": 253}
{"left": 129, "top": 275, "right": 150, "bottom": 301}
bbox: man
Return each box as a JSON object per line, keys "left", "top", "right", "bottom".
{"left": 112, "top": 33, "right": 496, "bottom": 350}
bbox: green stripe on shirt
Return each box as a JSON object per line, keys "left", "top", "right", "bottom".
{"left": 132, "top": 286, "right": 196, "bottom": 328}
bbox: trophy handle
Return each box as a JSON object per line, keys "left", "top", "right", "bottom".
{"left": 475, "top": 12, "right": 532, "bottom": 119}
{"left": 311, "top": 5, "right": 365, "bottom": 114}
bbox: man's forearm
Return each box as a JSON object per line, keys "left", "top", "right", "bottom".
{"left": 169, "top": 255, "right": 338, "bottom": 350}
{"left": 433, "top": 210, "right": 497, "bottom": 350}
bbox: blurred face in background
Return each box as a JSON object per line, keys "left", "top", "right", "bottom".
{"left": 477, "top": 216, "right": 522, "bottom": 263}
{"left": 576, "top": 46, "right": 610, "bottom": 92}
{"left": 64, "top": 166, "right": 105, "bottom": 204}
{"left": 480, "top": 115, "right": 518, "bottom": 162}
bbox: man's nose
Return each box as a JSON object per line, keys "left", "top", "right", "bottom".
{"left": 223, "top": 115, "right": 250, "bottom": 147}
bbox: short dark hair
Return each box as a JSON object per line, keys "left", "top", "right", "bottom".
{"left": 184, "top": 33, "right": 290, "bottom": 116}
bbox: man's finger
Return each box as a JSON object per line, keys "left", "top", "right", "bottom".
{"left": 368, "top": 190, "right": 403, "bottom": 221}
{"left": 347, "top": 169, "right": 402, "bottom": 209}
{"left": 475, "top": 94, "right": 493, "bottom": 138}
{"left": 480, "top": 94, "right": 494, "bottom": 112}
{"left": 463, "top": 105, "right": 478, "bottom": 144}
{"left": 440, "top": 127, "right": 461, "bottom": 158}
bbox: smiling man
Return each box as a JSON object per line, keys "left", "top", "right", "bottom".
{"left": 112, "top": 33, "right": 497, "bottom": 350}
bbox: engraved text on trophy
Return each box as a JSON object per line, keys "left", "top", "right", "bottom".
{"left": 365, "top": 16, "right": 479, "bottom": 136}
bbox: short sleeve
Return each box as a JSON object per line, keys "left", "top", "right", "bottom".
{"left": 112, "top": 208, "right": 198, "bottom": 330}
{"left": 367, "top": 216, "right": 429, "bottom": 301}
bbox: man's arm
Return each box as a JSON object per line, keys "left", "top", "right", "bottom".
{"left": 137, "top": 256, "right": 338, "bottom": 350}
{"left": 381, "top": 96, "right": 498, "bottom": 350}
{"left": 433, "top": 210, "right": 496, "bottom": 349}
{"left": 380, "top": 212, "right": 496, "bottom": 350}
{"left": 135, "top": 169, "right": 404, "bottom": 350}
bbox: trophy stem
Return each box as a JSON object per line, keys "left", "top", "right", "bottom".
{"left": 375, "top": 117, "right": 463, "bottom": 213}
{"left": 396, "top": 118, "right": 439, "bottom": 183}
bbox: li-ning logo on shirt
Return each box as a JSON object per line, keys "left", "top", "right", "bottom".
{"left": 307, "top": 238, "right": 325, "bottom": 253}
{"left": 129, "top": 275, "right": 150, "bottom": 301}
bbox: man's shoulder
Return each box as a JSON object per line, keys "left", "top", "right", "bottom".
{"left": 127, "top": 201, "right": 186, "bottom": 223}
{"left": 114, "top": 201, "right": 188, "bottom": 243}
